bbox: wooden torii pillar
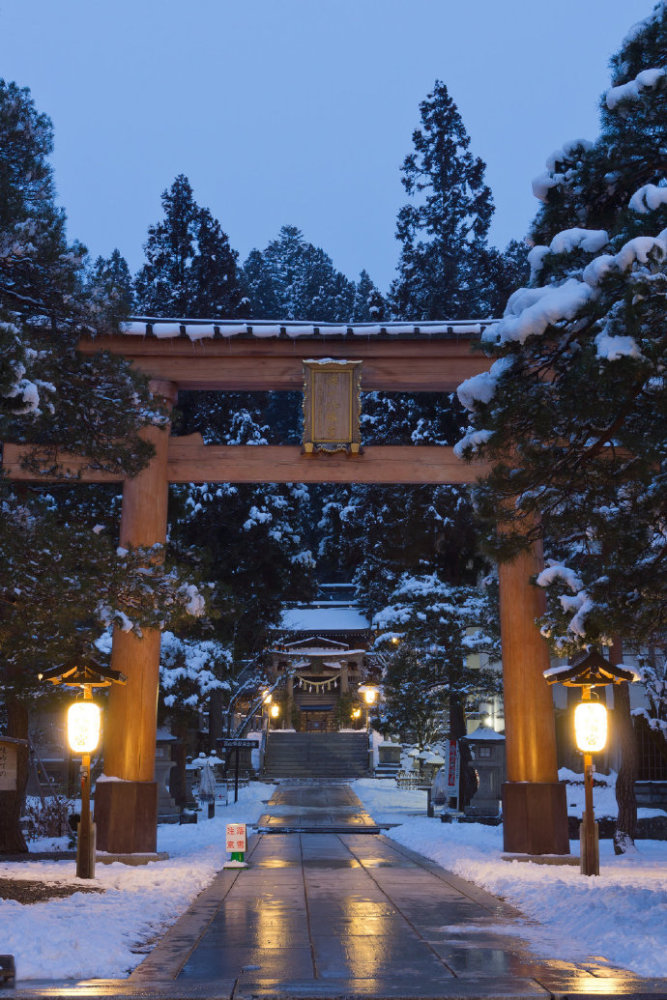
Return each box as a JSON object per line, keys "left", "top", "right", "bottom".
{"left": 499, "top": 544, "right": 569, "bottom": 854}
{"left": 94, "top": 380, "right": 177, "bottom": 854}
{"left": 2, "top": 330, "right": 569, "bottom": 856}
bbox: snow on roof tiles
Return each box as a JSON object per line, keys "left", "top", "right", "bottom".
{"left": 277, "top": 606, "right": 371, "bottom": 633}
{"left": 119, "top": 317, "right": 493, "bottom": 342}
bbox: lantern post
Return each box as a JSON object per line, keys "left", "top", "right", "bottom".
{"left": 39, "top": 656, "right": 126, "bottom": 880}
{"left": 358, "top": 684, "right": 379, "bottom": 732}
{"left": 545, "top": 649, "right": 638, "bottom": 877}
{"left": 67, "top": 687, "right": 101, "bottom": 878}
{"left": 574, "top": 688, "right": 608, "bottom": 876}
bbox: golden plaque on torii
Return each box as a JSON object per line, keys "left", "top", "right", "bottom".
{"left": 302, "top": 359, "right": 362, "bottom": 454}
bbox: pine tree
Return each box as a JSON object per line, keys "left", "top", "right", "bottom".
{"left": 134, "top": 175, "right": 242, "bottom": 317}
{"left": 318, "top": 482, "right": 487, "bottom": 618}
{"left": 133, "top": 201, "right": 318, "bottom": 663}
{"left": 390, "top": 80, "right": 497, "bottom": 320}
{"left": 456, "top": 4, "right": 667, "bottom": 650}
{"left": 456, "top": 4, "right": 667, "bottom": 851}
{"left": 170, "top": 480, "right": 315, "bottom": 657}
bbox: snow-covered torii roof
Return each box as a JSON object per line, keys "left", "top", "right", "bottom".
{"left": 119, "top": 317, "right": 493, "bottom": 342}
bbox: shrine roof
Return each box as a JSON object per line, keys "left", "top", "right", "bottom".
{"left": 276, "top": 606, "right": 371, "bottom": 634}
{"left": 118, "top": 317, "right": 494, "bottom": 342}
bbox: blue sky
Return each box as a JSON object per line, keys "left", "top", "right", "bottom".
{"left": 0, "top": 1, "right": 655, "bottom": 295}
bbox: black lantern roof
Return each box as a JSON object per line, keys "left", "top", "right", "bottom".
{"left": 38, "top": 656, "right": 126, "bottom": 689}
{"left": 544, "top": 649, "right": 638, "bottom": 688}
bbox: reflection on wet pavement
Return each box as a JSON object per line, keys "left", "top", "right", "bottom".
{"left": 170, "top": 784, "right": 665, "bottom": 997}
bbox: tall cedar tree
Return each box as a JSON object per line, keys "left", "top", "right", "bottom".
{"left": 390, "top": 80, "right": 496, "bottom": 320}
{"left": 135, "top": 174, "right": 242, "bottom": 317}
{"left": 319, "top": 79, "right": 516, "bottom": 605}
{"left": 456, "top": 3, "right": 667, "bottom": 851}
{"left": 0, "top": 82, "right": 198, "bottom": 852}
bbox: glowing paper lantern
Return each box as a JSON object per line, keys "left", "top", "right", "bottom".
{"left": 67, "top": 701, "right": 101, "bottom": 754}
{"left": 574, "top": 701, "right": 607, "bottom": 754}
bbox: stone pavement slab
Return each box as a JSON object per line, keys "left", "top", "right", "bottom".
{"left": 256, "top": 783, "right": 381, "bottom": 833}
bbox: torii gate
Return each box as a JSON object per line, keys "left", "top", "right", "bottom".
{"left": 3, "top": 318, "right": 569, "bottom": 856}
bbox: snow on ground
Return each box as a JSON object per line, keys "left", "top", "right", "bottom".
{"left": 352, "top": 777, "right": 667, "bottom": 980}
{"left": 3, "top": 776, "right": 666, "bottom": 983}
{"left": 0, "top": 782, "right": 274, "bottom": 983}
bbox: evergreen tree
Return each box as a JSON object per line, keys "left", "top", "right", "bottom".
{"left": 390, "top": 80, "right": 497, "bottom": 320}
{"left": 135, "top": 174, "right": 242, "bottom": 317}
{"left": 86, "top": 249, "right": 135, "bottom": 328}
{"left": 456, "top": 5, "right": 667, "bottom": 850}
{"left": 133, "top": 200, "right": 318, "bottom": 662}
{"left": 374, "top": 643, "right": 449, "bottom": 747}
{"left": 373, "top": 574, "right": 501, "bottom": 800}
{"left": 352, "top": 269, "right": 386, "bottom": 322}
{"left": 318, "top": 482, "right": 486, "bottom": 617}
{"left": 170, "top": 480, "right": 315, "bottom": 657}
{"left": 456, "top": 4, "right": 667, "bottom": 651}
{"left": 0, "top": 82, "right": 194, "bottom": 852}
{"left": 240, "top": 225, "right": 356, "bottom": 321}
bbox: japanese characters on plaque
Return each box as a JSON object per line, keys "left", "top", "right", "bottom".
{"left": 0, "top": 741, "right": 18, "bottom": 792}
{"left": 225, "top": 823, "right": 247, "bottom": 853}
{"left": 302, "top": 359, "right": 362, "bottom": 454}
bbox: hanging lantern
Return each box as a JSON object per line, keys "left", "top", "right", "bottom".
{"left": 574, "top": 701, "right": 608, "bottom": 753}
{"left": 67, "top": 701, "right": 102, "bottom": 755}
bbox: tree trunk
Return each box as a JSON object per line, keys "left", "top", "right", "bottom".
{"left": 208, "top": 689, "right": 224, "bottom": 750}
{"left": 0, "top": 698, "right": 30, "bottom": 854}
{"left": 613, "top": 679, "right": 638, "bottom": 854}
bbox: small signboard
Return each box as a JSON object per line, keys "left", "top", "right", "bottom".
{"left": 0, "top": 741, "right": 18, "bottom": 792}
{"left": 219, "top": 738, "right": 259, "bottom": 749}
{"left": 444, "top": 739, "right": 460, "bottom": 810}
{"left": 226, "top": 823, "right": 247, "bottom": 854}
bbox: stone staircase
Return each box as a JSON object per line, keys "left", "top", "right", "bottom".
{"left": 263, "top": 731, "right": 371, "bottom": 779}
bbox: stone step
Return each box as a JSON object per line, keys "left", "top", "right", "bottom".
{"left": 264, "top": 732, "right": 370, "bottom": 778}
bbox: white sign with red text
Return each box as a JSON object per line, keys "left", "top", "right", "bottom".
{"left": 226, "top": 823, "right": 247, "bottom": 854}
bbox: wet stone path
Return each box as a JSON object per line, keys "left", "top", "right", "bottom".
{"left": 123, "top": 783, "right": 665, "bottom": 998}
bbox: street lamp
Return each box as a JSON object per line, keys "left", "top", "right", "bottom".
{"left": 39, "top": 654, "right": 126, "bottom": 880}
{"left": 545, "top": 648, "right": 637, "bottom": 877}
{"left": 574, "top": 688, "right": 607, "bottom": 876}
{"left": 269, "top": 702, "right": 280, "bottom": 729}
{"left": 357, "top": 684, "right": 379, "bottom": 731}
{"left": 67, "top": 689, "right": 101, "bottom": 878}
